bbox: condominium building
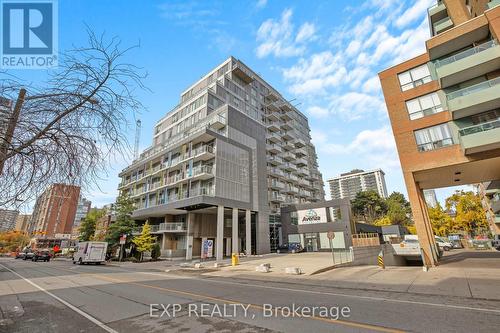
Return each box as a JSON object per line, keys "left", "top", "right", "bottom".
{"left": 0, "top": 209, "right": 19, "bottom": 232}
{"left": 423, "top": 189, "right": 439, "bottom": 208}
{"left": 29, "top": 184, "right": 81, "bottom": 237}
{"left": 73, "top": 196, "right": 92, "bottom": 228}
{"left": 15, "top": 214, "right": 31, "bottom": 232}
{"left": 328, "top": 169, "right": 388, "bottom": 200}
{"left": 379, "top": 0, "right": 500, "bottom": 266}
{"left": 118, "top": 56, "right": 324, "bottom": 260}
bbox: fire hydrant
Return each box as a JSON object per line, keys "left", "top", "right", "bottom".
{"left": 231, "top": 253, "right": 239, "bottom": 266}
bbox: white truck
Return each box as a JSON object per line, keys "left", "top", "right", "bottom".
{"left": 73, "top": 241, "right": 108, "bottom": 265}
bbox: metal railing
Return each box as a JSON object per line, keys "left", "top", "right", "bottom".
{"left": 435, "top": 40, "right": 498, "bottom": 68}
{"left": 447, "top": 77, "right": 500, "bottom": 100}
{"left": 150, "top": 222, "right": 186, "bottom": 233}
{"left": 417, "top": 138, "right": 454, "bottom": 152}
{"left": 458, "top": 118, "right": 500, "bottom": 136}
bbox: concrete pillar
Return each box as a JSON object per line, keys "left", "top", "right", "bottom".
{"left": 246, "top": 209, "right": 251, "bottom": 256}
{"left": 226, "top": 238, "right": 232, "bottom": 256}
{"left": 404, "top": 172, "right": 438, "bottom": 267}
{"left": 232, "top": 208, "right": 238, "bottom": 255}
{"left": 186, "top": 213, "right": 194, "bottom": 260}
{"left": 216, "top": 206, "right": 224, "bottom": 261}
{"left": 201, "top": 237, "right": 207, "bottom": 258}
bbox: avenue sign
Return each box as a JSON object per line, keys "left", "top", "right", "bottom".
{"left": 297, "top": 208, "right": 328, "bottom": 225}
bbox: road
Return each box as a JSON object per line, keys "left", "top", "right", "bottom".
{"left": 1, "top": 258, "right": 500, "bottom": 333}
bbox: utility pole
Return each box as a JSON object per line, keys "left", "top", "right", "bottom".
{"left": 0, "top": 88, "right": 26, "bottom": 175}
{"left": 134, "top": 119, "right": 141, "bottom": 160}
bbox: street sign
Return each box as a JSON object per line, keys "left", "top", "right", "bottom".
{"left": 202, "top": 239, "right": 213, "bottom": 259}
{"left": 327, "top": 231, "right": 335, "bottom": 240}
{"left": 119, "top": 234, "right": 127, "bottom": 245}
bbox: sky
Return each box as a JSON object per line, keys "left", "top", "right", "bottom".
{"left": 11, "top": 0, "right": 470, "bottom": 210}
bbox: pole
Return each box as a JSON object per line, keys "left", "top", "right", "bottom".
{"left": 0, "top": 88, "right": 26, "bottom": 174}
{"left": 329, "top": 238, "right": 335, "bottom": 265}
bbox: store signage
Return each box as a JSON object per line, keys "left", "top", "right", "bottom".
{"left": 297, "top": 208, "right": 327, "bottom": 225}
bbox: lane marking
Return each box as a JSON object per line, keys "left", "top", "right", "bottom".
{"left": 0, "top": 263, "right": 118, "bottom": 333}
{"left": 92, "top": 273, "right": 403, "bottom": 333}
{"left": 48, "top": 264, "right": 500, "bottom": 315}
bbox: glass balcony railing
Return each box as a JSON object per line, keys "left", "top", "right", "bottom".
{"left": 435, "top": 40, "right": 498, "bottom": 68}
{"left": 458, "top": 118, "right": 500, "bottom": 136}
{"left": 417, "top": 138, "right": 454, "bottom": 152}
{"left": 447, "top": 77, "right": 500, "bottom": 100}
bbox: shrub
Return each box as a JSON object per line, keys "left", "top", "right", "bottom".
{"left": 151, "top": 243, "right": 161, "bottom": 260}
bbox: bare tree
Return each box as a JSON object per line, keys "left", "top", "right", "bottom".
{"left": 0, "top": 31, "right": 147, "bottom": 208}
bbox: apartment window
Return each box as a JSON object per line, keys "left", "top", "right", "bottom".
{"left": 414, "top": 123, "right": 454, "bottom": 152}
{"left": 406, "top": 92, "right": 443, "bottom": 120}
{"left": 398, "top": 64, "right": 432, "bottom": 91}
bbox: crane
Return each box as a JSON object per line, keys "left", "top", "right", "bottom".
{"left": 134, "top": 119, "right": 141, "bottom": 160}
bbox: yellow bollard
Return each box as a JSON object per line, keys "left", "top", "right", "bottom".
{"left": 231, "top": 253, "right": 239, "bottom": 266}
{"left": 377, "top": 249, "right": 385, "bottom": 269}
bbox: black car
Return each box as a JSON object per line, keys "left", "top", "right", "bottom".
{"left": 32, "top": 250, "right": 51, "bottom": 262}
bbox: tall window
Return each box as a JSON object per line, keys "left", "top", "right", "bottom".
{"left": 414, "top": 123, "right": 454, "bottom": 152}
{"left": 406, "top": 92, "right": 443, "bottom": 120}
{"left": 398, "top": 64, "right": 432, "bottom": 91}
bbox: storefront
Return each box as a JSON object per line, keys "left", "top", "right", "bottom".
{"left": 280, "top": 199, "right": 354, "bottom": 251}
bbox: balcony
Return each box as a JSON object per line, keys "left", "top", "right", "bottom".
{"left": 191, "top": 165, "right": 214, "bottom": 180}
{"left": 447, "top": 77, "right": 500, "bottom": 119}
{"left": 268, "top": 167, "right": 284, "bottom": 177}
{"left": 192, "top": 145, "right": 215, "bottom": 161}
{"left": 458, "top": 119, "right": 500, "bottom": 155}
{"left": 232, "top": 62, "right": 254, "bottom": 84}
{"left": 428, "top": 2, "right": 446, "bottom": 18}
{"left": 269, "top": 180, "right": 285, "bottom": 190}
{"left": 282, "top": 151, "right": 295, "bottom": 161}
{"left": 281, "top": 162, "right": 297, "bottom": 172}
{"left": 269, "top": 193, "right": 285, "bottom": 203}
{"left": 265, "top": 111, "right": 280, "bottom": 122}
{"left": 488, "top": 0, "right": 500, "bottom": 9}
{"left": 282, "top": 140, "right": 295, "bottom": 151}
{"left": 150, "top": 222, "right": 186, "bottom": 233}
{"left": 295, "top": 158, "right": 308, "bottom": 167}
{"left": 266, "top": 143, "right": 282, "bottom": 154}
{"left": 295, "top": 147, "right": 307, "bottom": 157}
{"left": 281, "top": 121, "right": 292, "bottom": 131}
{"left": 268, "top": 155, "right": 283, "bottom": 165}
{"left": 435, "top": 40, "right": 500, "bottom": 88}
{"left": 268, "top": 132, "right": 281, "bottom": 143}
{"left": 281, "top": 130, "right": 295, "bottom": 141}
{"left": 433, "top": 16, "right": 453, "bottom": 36}
{"left": 209, "top": 114, "right": 226, "bottom": 130}
{"left": 267, "top": 122, "right": 281, "bottom": 132}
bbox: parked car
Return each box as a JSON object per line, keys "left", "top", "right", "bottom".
{"left": 492, "top": 235, "right": 500, "bottom": 251}
{"left": 32, "top": 250, "right": 51, "bottom": 262}
{"left": 15, "top": 251, "right": 26, "bottom": 259}
{"left": 22, "top": 248, "right": 35, "bottom": 260}
{"left": 288, "top": 242, "right": 304, "bottom": 253}
{"left": 435, "top": 236, "right": 453, "bottom": 251}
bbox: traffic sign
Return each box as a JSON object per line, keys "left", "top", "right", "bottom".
{"left": 327, "top": 231, "right": 335, "bottom": 240}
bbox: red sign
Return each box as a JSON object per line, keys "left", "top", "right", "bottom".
{"left": 53, "top": 245, "right": 60, "bottom": 252}
{"left": 119, "top": 235, "right": 127, "bottom": 245}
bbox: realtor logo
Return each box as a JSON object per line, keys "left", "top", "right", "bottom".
{"left": 1, "top": 0, "right": 57, "bottom": 68}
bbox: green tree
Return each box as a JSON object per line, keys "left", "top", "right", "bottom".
{"left": 385, "top": 192, "right": 412, "bottom": 225}
{"left": 445, "top": 191, "right": 488, "bottom": 236}
{"left": 428, "top": 203, "right": 454, "bottom": 236}
{"left": 79, "top": 208, "right": 104, "bottom": 241}
{"left": 351, "top": 190, "right": 388, "bottom": 223}
{"left": 105, "top": 193, "right": 136, "bottom": 247}
{"left": 132, "top": 222, "right": 156, "bottom": 261}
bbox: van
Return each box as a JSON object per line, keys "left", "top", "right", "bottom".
{"left": 73, "top": 242, "right": 108, "bottom": 265}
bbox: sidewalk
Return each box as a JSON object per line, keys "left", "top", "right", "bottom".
{"left": 202, "top": 249, "right": 500, "bottom": 301}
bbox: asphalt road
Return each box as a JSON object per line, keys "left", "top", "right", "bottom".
{"left": 1, "top": 258, "right": 500, "bottom": 333}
